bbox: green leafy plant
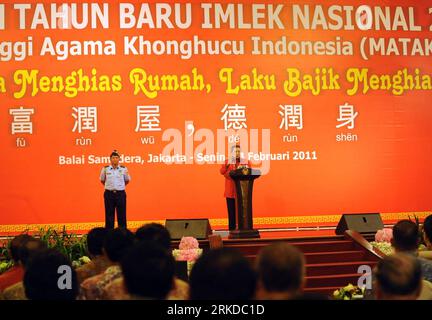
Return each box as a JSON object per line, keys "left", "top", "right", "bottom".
{"left": 0, "top": 242, "right": 10, "bottom": 261}
{"left": 0, "top": 237, "right": 13, "bottom": 274}
{"left": 0, "top": 236, "right": 20, "bottom": 275}
{"left": 35, "top": 226, "right": 88, "bottom": 262}
{"left": 408, "top": 214, "right": 425, "bottom": 246}
{"left": 0, "top": 226, "right": 89, "bottom": 275}
{"left": 0, "top": 260, "right": 13, "bottom": 274}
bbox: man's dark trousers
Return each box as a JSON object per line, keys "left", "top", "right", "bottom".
{"left": 104, "top": 190, "right": 127, "bottom": 229}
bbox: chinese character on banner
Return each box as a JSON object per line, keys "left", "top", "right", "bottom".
{"left": 72, "top": 107, "right": 97, "bottom": 133}
{"left": 336, "top": 103, "right": 358, "bottom": 129}
{"left": 9, "top": 107, "right": 35, "bottom": 134}
{"left": 221, "top": 104, "right": 247, "bottom": 130}
{"left": 279, "top": 104, "right": 303, "bottom": 130}
{"left": 135, "top": 106, "right": 161, "bottom": 132}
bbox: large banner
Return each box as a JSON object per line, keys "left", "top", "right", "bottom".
{"left": 1, "top": 0, "right": 431, "bottom": 232}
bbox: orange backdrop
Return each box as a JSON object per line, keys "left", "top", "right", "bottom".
{"left": 0, "top": 0, "right": 431, "bottom": 232}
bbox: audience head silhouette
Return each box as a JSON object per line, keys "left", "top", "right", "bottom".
{"left": 189, "top": 248, "right": 256, "bottom": 300}
{"left": 375, "top": 253, "right": 422, "bottom": 300}
{"left": 103, "top": 228, "right": 135, "bottom": 263}
{"left": 135, "top": 223, "right": 171, "bottom": 251}
{"left": 392, "top": 220, "right": 419, "bottom": 252}
{"left": 121, "top": 241, "right": 175, "bottom": 299}
{"left": 86, "top": 227, "right": 108, "bottom": 257}
{"left": 24, "top": 248, "right": 79, "bottom": 300}
{"left": 255, "top": 242, "right": 305, "bottom": 300}
{"left": 422, "top": 215, "right": 432, "bottom": 249}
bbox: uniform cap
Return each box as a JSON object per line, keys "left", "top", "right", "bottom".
{"left": 110, "top": 150, "right": 120, "bottom": 157}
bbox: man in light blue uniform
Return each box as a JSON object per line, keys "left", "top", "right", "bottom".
{"left": 100, "top": 150, "right": 131, "bottom": 229}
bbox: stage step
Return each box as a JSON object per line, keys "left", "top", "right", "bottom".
{"left": 303, "top": 286, "right": 340, "bottom": 296}
{"left": 224, "top": 240, "right": 356, "bottom": 256}
{"left": 306, "top": 273, "right": 363, "bottom": 288}
{"left": 212, "top": 231, "right": 381, "bottom": 297}
{"left": 305, "top": 261, "right": 377, "bottom": 276}
{"left": 304, "top": 251, "right": 369, "bottom": 264}
{"left": 223, "top": 235, "right": 346, "bottom": 245}
{"left": 289, "top": 240, "right": 356, "bottom": 253}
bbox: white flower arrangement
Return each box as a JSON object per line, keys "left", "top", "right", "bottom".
{"left": 72, "top": 255, "right": 91, "bottom": 268}
{"left": 370, "top": 241, "right": 394, "bottom": 256}
{"left": 172, "top": 237, "right": 203, "bottom": 275}
{"left": 333, "top": 284, "right": 365, "bottom": 300}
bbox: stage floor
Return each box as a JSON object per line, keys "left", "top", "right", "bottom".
{"left": 213, "top": 227, "right": 337, "bottom": 240}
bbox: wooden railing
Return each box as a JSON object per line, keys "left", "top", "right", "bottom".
{"left": 344, "top": 230, "right": 385, "bottom": 260}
